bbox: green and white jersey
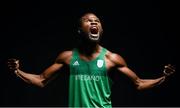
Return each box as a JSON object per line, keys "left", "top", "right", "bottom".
{"left": 69, "top": 47, "right": 112, "bottom": 108}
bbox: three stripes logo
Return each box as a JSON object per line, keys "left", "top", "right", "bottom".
{"left": 73, "top": 61, "right": 80, "bottom": 66}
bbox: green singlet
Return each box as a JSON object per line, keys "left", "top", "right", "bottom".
{"left": 69, "top": 47, "right": 112, "bottom": 108}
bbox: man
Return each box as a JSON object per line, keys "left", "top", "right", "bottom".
{"left": 7, "top": 13, "right": 175, "bottom": 107}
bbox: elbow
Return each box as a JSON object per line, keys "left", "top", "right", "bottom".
{"left": 136, "top": 85, "right": 145, "bottom": 91}
{"left": 38, "top": 83, "right": 45, "bottom": 88}
{"left": 31, "top": 81, "right": 45, "bottom": 88}
{"left": 38, "top": 74, "right": 47, "bottom": 88}
{"left": 136, "top": 79, "right": 155, "bottom": 90}
{"left": 134, "top": 78, "right": 145, "bottom": 91}
{"left": 135, "top": 82, "right": 143, "bottom": 90}
{"left": 38, "top": 79, "right": 47, "bottom": 88}
{"left": 136, "top": 83, "right": 149, "bottom": 91}
{"left": 32, "top": 75, "right": 46, "bottom": 88}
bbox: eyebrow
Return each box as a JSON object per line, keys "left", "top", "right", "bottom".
{"left": 81, "top": 17, "right": 99, "bottom": 20}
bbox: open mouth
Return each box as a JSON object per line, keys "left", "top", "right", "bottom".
{"left": 90, "top": 26, "right": 99, "bottom": 34}
{"left": 89, "top": 26, "right": 99, "bottom": 40}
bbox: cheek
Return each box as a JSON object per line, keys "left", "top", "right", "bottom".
{"left": 99, "top": 27, "right": 103, "bottom": 33}
{"left": 81, "top": 25, "right": 89, "bottom": 32}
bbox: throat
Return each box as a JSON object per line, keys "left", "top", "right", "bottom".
{"left": 78, "top": 43, "right": 101, "bottom": 57}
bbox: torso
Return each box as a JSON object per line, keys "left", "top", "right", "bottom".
{"left": 58, "top": 47, "right": 120, "bottom": 71}
{"left": 68, "top": 47, "right": 113, "bottom": 107}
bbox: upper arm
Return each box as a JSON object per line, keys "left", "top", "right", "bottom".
{"left": 40, "top": 51, "right": 72, "bottom": 79}
{"left": 108, "top": 52, "right": 165, "bottom": 90}
{"left": 108, "top": 53, "right": 127, "bottom": 67}
{"left": 108, "top": 52, "right": 140, "bottom": 84}
{"left": 40, "top": 63, "right": 64, "bottom": 79}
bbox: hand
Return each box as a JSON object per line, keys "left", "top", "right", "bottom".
{"left": 7, "top": 58, "right": 20, "bottom": 72}
{"left": 163, "top": 64, "right": 175, "bottom": 77}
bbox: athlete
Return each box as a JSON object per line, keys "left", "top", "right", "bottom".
{"left": 7, "top": 13, "right": 175, "bottom": 107}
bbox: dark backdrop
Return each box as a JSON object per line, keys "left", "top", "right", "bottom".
{"left": 1, "top": 0, "right": 179, "bottom": 107}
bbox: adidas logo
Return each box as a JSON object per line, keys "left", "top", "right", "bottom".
{"left": 73, "top": 61, "right": 79, "bottom": 66}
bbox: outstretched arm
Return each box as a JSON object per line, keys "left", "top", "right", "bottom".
{"left": 13, "top": 62, "right": 63, "bottom": 87}
{"left": 7, "top": 51, "right": 72, "bottom": 88}
{"left": 108, "top": 52, "right": 175, "bottom": 90}
{"left": 118, "top": 66, "right": 165, "bottom": 90}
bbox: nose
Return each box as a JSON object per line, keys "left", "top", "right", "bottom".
{"left": 90, "top": 21, "right": 97, "bottom": 25}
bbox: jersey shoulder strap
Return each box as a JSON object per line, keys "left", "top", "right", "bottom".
{"left": 98, "top": 47, "right": 107, "bottom": 59}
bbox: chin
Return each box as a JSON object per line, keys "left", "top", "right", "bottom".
{"left": 90, "top": 39, "right": 100, "bottom": 43}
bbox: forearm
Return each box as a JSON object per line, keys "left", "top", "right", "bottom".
{"left": 136, "top": 76, "right": 166, "bottom": 90}
{"left": 15, "top": 69, "right": 45, "bottom": 87}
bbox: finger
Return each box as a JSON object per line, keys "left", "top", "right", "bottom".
{"left": 7, "top": 59, "right": 19, "bottom": 66}
{"left": 8, "top": 58, "right": 17, "bottom": 62}
{"left": 15, "top": 60, "right": 19, "bottom": 64}
{"left": 7, "top": 64, "right": 19, "bottom": 70}
{"left": 8, "top": 64, "right": 16, "bottom": 68}
{"left": 164, "top": 72, "right": 171, "bottom": 76}
{"left": 7, "top": 62, "right": 18, "bottom": 65}
{"left": 7, "top": 65, "right": 18, "bottom": 69}
{"left": 164, "top": 69, "right": 175, "bottom": 74}
{"left": 14, "top": 70, "right": 18, "bottom": 73}
{"left": 165, "top": 67, "right": 175, "bottom": 72}
{"left": 167, "top": 67, "right": 175, "bottom": 72}
{"left": 7, "top": 59, "right": 19, "bottom": 65}
{"left": 9, "top": 66, "right": 18, "bottom": 70}
{"left": 165, "top": 65, "right": 176, "bottom": 72}
{"left": 163, "top": 70, "right": 175, "bottom": 76}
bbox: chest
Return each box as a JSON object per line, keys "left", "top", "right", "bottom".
{"left": 70, "top": 56, "right": 107, "bottom": 76}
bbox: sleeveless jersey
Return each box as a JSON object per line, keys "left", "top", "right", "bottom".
{"left": 69, "top": 47, "right": 112, "bottom": 108}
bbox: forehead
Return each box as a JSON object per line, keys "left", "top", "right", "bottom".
{"left": 81, "top": 14, "right": 99, "bottom": 20}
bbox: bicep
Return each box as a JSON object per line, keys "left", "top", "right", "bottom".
{"left": 117, "top": 66, "right": 140, "bottom": 83}
{"left": 41, "top": 63, "right": 64, "bottom": 79}
{"left": 40, "top": 50, "right": 72, "bottom": 79}
{"left": 108, "top": 52, "right": 140, "bottom": 83}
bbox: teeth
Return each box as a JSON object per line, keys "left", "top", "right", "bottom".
{"left": 91, "top": 34, "right": 98, "bottom": 36}
{"left": 89, "top": 33, "right": 99, "bottom": 40}
{"left": 92, "top": 27, "right": 97, "bottom": 29}
{"left": 88, "top": 26, "right": 100, "bottom": 41}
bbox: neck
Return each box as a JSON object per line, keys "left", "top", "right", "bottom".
{"left": 77, "top": 40, "right": 101, "bottom": 56}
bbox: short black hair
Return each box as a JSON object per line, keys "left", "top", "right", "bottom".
{"left": 76, "top": 10, "right": 99, "bottom": 28}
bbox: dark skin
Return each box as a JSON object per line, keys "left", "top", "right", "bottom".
{"left": 8, "top": 13, "right": 175, "bottom": 90}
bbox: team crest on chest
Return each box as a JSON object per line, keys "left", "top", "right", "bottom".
{"left": 97, "top": 59, "right": 103, "bottom": 68}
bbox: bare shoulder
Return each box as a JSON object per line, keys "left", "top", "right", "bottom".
{"left": 105, "top": 50, "right": 127, "bottom": 67}
{"left": 55, "top": 50, "right": 73, "bottom": 65}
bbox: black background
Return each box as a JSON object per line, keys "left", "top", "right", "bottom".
{"left": 1, "top": 0, "right": 179, "bottom": 107}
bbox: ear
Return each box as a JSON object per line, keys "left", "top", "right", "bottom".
{"left": 78, "top": 29, "right": 81, "bottom": 34}
{"left": 77, "top": 28, "right": 82, "bottom": 34}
